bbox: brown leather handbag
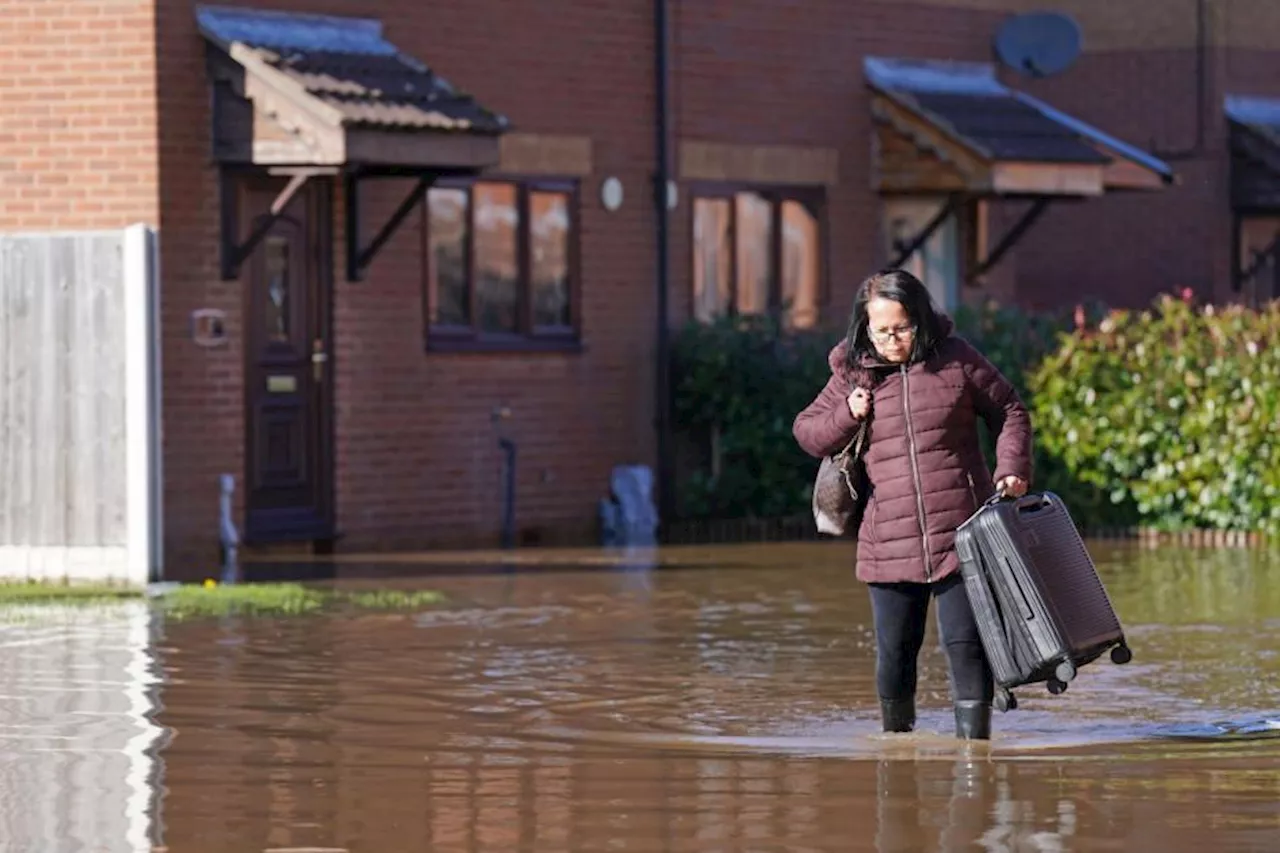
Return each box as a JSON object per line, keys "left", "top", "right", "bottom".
{"left": 811, "top": 419, "right": 870, "bottom": 537}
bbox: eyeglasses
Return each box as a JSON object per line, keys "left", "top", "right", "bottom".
{"left": 869, "top": 325, "right": 916, "bottom": 344}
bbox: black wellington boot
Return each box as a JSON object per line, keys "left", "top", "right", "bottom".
{"left": 953, "top": 701, "right": 992, "bottom": 740}
{"left": 880, "top": 697, "right": 916, "bottom": 733}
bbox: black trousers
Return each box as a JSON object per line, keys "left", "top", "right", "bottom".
{"left": 868, "top": 573, "right": 994, "bottom": 704}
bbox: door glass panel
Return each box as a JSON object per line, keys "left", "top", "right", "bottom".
{"left": 693, "top": 198, "right": 732, "bottom": 322}
{"left": 473, "top": 182, "right": 519, "bottom": 334}
{"left": 428, "top": 187, "right": 470, "bottom": 326}
{"left": 781, "top": 200, "right": 820, "bottom": 330}
{"left": 734, "top": 192, "right": 773, "bottom": 316}
{"left": 264, "top": 235, "right": 290, "bottom": 342}
{"left": 531, "top": 190, "right": 572, "bottom": 329}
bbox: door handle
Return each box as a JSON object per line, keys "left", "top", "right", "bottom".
{"left": 311, "top": 339, "right": 328, "bottom": 382}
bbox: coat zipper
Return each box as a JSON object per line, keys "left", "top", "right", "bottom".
{"left": 901, "top": 364, "right": 933, "bottom": 581}
{"left": 967, "top": 472, "right": 978, "bottom": 509}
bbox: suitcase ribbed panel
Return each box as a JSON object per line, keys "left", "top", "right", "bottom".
{"left": 1020, "top": 496, "right": 1122, "bottom": 650}
{"left": 956, "top": 517, "right": 1051, "bottom": 687}
{"left": 957, "top": 537, "right": 1024, "bottom": 685}
{"left": 955, "top": 491, "right": 1126, "bottom": 691}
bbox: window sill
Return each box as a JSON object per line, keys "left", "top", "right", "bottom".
{"left": 426, "top": 333, "right": 584, "bottom": 355}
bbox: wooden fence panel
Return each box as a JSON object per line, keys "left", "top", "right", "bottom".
{"left": 0, "top": 227, "right": 160, "bottom": 584}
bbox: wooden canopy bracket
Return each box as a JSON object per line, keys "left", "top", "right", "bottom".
{"left": 344, "top": 171, "right": 436, "bottom": 282}
{"left": 964, "top": 197, "right": 1052, "bottom": 284}
{"left": 889, "top": 194, "right": 966, "bottom": 268}
{"left": 219, "top": 167, "right": 330, "bottom": 281}
{"left": 1238, "top": 231, "right": 1280, "bottom": 289}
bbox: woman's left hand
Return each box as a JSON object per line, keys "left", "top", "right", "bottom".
{"left": 996, "top": 476, "right": 1029, "bottom": 498}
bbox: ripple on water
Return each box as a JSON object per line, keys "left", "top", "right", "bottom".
{"left": 3, "top": 543, "right": 1278, "bottom": 852}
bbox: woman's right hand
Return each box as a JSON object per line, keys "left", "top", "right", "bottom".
{"left": 847, "top": 387, "right": 871, "bottom": 420}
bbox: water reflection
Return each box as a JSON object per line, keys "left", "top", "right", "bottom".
{"left": 0, "top": 543, "right": 1277, "bottom": 851}
{"left": 0, "top": 602, "right": 163, "bottom": 852}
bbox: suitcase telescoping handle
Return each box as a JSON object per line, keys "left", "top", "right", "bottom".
{"left": 984, "top": 487, "right": 1051, "bottom": 513}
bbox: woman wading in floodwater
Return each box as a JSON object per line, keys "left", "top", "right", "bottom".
{"left": 793, "top": 269, "right": 1032, "bottom": 740}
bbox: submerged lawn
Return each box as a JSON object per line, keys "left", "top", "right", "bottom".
{"left": 0, "top": 582, "right": 141, "bottom": 604}
{"left": 0, "top": 581, "right": 443, "bottom": 620}
{"left": 160, "top": 583, "right": 443, "bottom": 619}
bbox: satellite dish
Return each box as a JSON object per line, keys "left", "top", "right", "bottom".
{"left": 994, "top": 11, "right": 1083, "bottom": 78}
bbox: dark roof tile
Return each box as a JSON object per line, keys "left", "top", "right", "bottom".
{"left": 263, "top": 49, "right": 506, "bottom": 133}
{"left": 909, "top": 91, "right": 1109, "bottom": 164}
{"left": 198, "top": 5, "right": 507, "bottom": 134}
{"left": 863, "top": 57, "right": 1171, "bottom": 179}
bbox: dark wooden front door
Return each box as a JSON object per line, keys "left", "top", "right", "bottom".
{"left": 243, "top": 180, "right": 334, "bottom": 543}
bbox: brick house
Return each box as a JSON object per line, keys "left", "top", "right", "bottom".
{"left": 3, "top": 0, "right": 1280, "bottom": 577}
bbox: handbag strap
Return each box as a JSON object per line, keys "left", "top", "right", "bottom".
{"left": 834, "top": 373, "right": 874, "bottom": 467}
{"left": 835, "top": 418, "right": 869, "bottom": 468}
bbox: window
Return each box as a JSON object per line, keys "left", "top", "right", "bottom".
{"left": 424, "top": 178, "right": 578, "bottom": 350}
{"left": 691, "top": 188, "right": 823, "bottom": 329}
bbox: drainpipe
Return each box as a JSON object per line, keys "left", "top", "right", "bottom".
{"left": 492, "top": 405, "right": 516, "bottom": 549}
{"left": 498, "top": 437, "right": 517, "bottom": 550}
{"left": 1149, "top": 0, "right": 1211, "bottom": 295}
{"left": 218, "top": 473, "right": 240, "bottom": 584}
{"left": 653, "top": 0, "right": 674, "bottom": 527}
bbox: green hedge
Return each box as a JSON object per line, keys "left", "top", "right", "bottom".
{"left": 951, "top": 299, "right": 1109, "bottom": 526}
{"left": 1030, "top": 295, "right": 1280, "bottom": 534}
{"left": 670, "top": 295, "right": 1280, "bottom": 535}
{"left": 669, "top": 314, "right": 836, "bottom": 519}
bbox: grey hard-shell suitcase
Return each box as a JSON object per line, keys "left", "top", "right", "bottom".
{"left": 955, "top": 490, "right": 1133, "bottom": 712}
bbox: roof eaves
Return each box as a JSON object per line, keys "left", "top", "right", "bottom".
{"left": 1013, "top": 91, "right": 1175, "bottom": 183}
{"left": 864, "top": 60, "right": 999, "bottom": 163}
{"left": 198, "top": 6, "right": 511, "bottom": 134}
{"left": 863, "top": 56, "right": 1006, "bottom": 97}
{"left": 226, "top": 41, "right": 348, "bottom": 129}
{"left": 196, "top": 4, "right": 395, "bottom": 56}
{"left": 865, "top": 55, "right": 1173, "bottom": 182}
{"left": 871, "top": 86, "right": 999, "bottom": 163}
{"left": 1225, "top": 94, "right": 1280, "bottom": 129}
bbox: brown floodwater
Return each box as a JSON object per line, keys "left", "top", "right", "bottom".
{"left": 2, "top": 542, "right": 1279, "bottom": 852}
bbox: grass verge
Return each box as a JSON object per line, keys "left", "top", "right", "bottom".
{"left": 0, "top": 581, "right": 444, "bottom": 620}
{"left": 0, "top": 582, "right": 141, "bottom": 605}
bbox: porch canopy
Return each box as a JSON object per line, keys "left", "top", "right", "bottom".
{"left": 1226, "top": 95, "right": 1280, "bottom": 297}
{"left": 197, "top": 4, "right": 509, "bottom": 280}
{"left": 865, "top": 57, "right": 1173, "bottom": 272}
{"left": 1226, "top": 95, "right": 1280, "bottom": 210}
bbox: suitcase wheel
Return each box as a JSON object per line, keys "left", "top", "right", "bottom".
{"left": 995, "top": 689, "right": 1017, "bottom": 713}
{"left": 1110, "top": 644, "right": 1133, "bottom": 665}
{"left": 1055, "top": 660, "right": 1077, "bottom": 684}
{"left": 1047, "top": 678, "right": 1068, "bottom": 695}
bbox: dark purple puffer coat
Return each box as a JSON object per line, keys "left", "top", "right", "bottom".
{"left": 793, "top": 320, "right": 1033, "bottom": 584}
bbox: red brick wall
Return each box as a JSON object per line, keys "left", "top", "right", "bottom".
{"left": 670, "top": 1, "right": 1010, "bottom": 321}
{"left": 0, "top": 0, "right": 158, "bottom": 229}
{"left": 147, "top": 0, "right": 1280, "bottom": 567}
{"left": 1228, "top": 50, "right": 1280, "bottom": 96}
{"left": 154, "top": 0, "right": 234, "bottom": 574}
{"left": 1012, "top": 42, "right": 1280, "bottom": 309}
{"left": 666, "top": 3, "right": 1273, "bottom": 316}
{"left": 1009, "top": 48, "right": 1232, "bottom": 310}
{"left": 154, "top": 0, "right": 658, "bottom": 570}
